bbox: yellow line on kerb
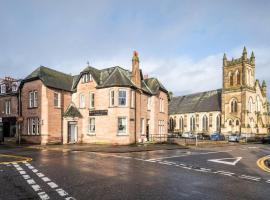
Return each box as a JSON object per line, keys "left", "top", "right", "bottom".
{"left": 257, "top": 156, "right": 270, "bottom": 173}
{"left": 0, "top": 154, "right": 32, "bottom": 165}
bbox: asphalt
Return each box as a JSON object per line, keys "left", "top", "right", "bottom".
{"left": 0, "top": 143, "right": 270, "bottom": 200}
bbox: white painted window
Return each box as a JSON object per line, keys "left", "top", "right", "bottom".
{"left": 110, "top": 90, "right": 115, "bottom": 107}
{"left": 190, "top": 116, "right": 195, "bottom": 132}
{"left": 140, "top": 118, "right": 145, "bottom": 135}
{"left": 79, "top": 93, "right": 85, "bottom": 108}
{"left": 27, "top": 118, "right": 40, "bottom": 135}
{"left": 82, "top": 73, "right": 93, "bottom": 83}
{"left": 88, "top": 118, "right": 95, "bottom": 134}
{"left": 29, "top": 91, "right": 38, "bottom": 108}
{"left": 179, "top": 117, "right": 184, "bottom": 132}
{"left": 118, "top": 117, "right": 127, "bottom": 135}
{"left": 12, "top": 84, "right": 17, "bottom": 92}
{"left": 0, "top": 84, "right": 6, "bottom": 94}
{"left": 158, "top": 120, "right": 165, "bottom": 135}
{"left": 54, "top": 92, "right": 61, "bottom": 108}
{"left": 131, "top": 90, "right": 135, "bottom": 108}
{"left": 118, "top": 89, "right": 127, "bottom": 106}
{"left": 89, "top": 92, "right": 95, "bottom": 109}
{"left": 5, "top": 100, "right": 11, "bottom": 115}
{"left": 202, "top": 115, "right": 208, "bottom": 131}
{"left": 147, "top": 97, "right": 151, "bottom": 110}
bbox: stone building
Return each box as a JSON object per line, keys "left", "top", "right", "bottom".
{"left": 169, "top": 47, "right": 270, "bottom": 136}
{"left": 19, "top": 52, "right": 168, "bottom": 144}
{"left": 0, "top": 77, "right": 20, "bottom": 138}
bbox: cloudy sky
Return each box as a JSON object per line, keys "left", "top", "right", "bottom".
{"left": 1, "top": 0, "right": 270, "bottom": 97}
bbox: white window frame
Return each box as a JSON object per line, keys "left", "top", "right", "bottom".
{"left": 79, "top": 93, "right": 85, "bottom": 108}
{"left": 54, "top": 92, "right": 61, "bottom": 108}
{"left": 5, "top": 100, "right": 11, "bottom": 115}
{"left": 118, "top": 117, "right": 128, "bottom": 135}
{"left": 89, "top": 92, "right": 95, "bottom": 109}
{"left": 27, "top": 117, "right": 40, "bottom": 135}
{"left": 29, "top": 91, "right": 38, "bottom": 108}
{"left": 110, "top": 90, "right": 115, "bottom": 107}
{"left": 118, "top": 89, "right": 127, "bottom": 107}
{"left": 159, "top": 98, "right": 164, "bottom": 112}
{"left": 131, "top": 90, "right": 135, "bottom": 108}
{"left": 0, "top": 84, "right": 6, "bottom": 94}
{"left": 88, "top": 118, "right": 95, "bottom": 135}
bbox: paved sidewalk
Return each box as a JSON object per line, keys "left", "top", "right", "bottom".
{"left": 4, "top": 143, "right": 188, "bottom": 153}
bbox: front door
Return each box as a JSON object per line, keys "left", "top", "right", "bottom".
{"left": 146, "top": 120, "right": 150, "bottom": 141}
{"left": 68, "top": 122, "right": 77, "bottom": 144}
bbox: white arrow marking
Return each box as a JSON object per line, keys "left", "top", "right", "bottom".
{"left": 208, "top": 157, "right": 242, "bottom": 166}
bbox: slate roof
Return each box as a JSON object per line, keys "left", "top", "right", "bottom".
{"left": 23, "top": 66, "right": 74, "bottom": 91}
{"left": 73, "top": 66, "right": 168, "bottom": 95}
{"left": 64, "top": 104, "right": 82, "bottom": 118}
{"left": 169, "top": 89, "right": 222, "bottom": 115}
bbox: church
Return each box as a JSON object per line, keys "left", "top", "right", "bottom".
{"left": 169, "top": 47, "right": 270, "bottom": 136}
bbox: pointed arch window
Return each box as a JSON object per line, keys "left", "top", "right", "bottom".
{"left": 236, "top": 120, "right": 240, "bottom": 126}
{"left": 236, "top": 71, "right": 241, "bottom": 85}
{"left": 230, "top": 99, "right": 238, "bottom": 113}
{"left": 169, "top": 118, "right": 174, "bottom": 131}
{"left": 229, "top": 72, "right": 234, "bottom": 86}
{"left": 202, "top": 115, "right": 208, "bottom": 131}
{"left": 179, "top": 117, "right": 184, "bottom": 132}
{"left": 190, "top": 116, "right": 195, "bottom": 132}
{"left": 216, "top": 115, "right": 221, "bottom": 132}
{"left": 256, "top": 96, "right": 261, "bottom": 112}
{"left": 228, "top": 120, "right": 233, "bottom": 126}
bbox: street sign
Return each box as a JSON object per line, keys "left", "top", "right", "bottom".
{"left": 208, "top": 157, "right": 242, "bottom": 166}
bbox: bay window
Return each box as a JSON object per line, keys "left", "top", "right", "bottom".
{"left": 118, "top": 117, "right": 127, "bottom": 135}
{"left": 118, "top": 89, "right": 127, "bottom": 106}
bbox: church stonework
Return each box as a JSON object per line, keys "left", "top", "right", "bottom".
{"left": 221, "top": 47, "right": 269, "bottom": 135}
{"left": 169, "top": 47, "right": 270, "bottom": 136}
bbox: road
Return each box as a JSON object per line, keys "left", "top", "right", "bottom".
{"left": 0, "top": 144, "right": 270, "bottom": 200}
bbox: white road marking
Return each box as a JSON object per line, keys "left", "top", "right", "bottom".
{"left": 32, "top": 184, "right": 41, "bottom": 192}
{"left": 12, "top": 163, "right": 50, "bottom": 200}
{"left": 37, "top": 173, "right": 45, "bottom": 177}
{"left": 266, "top": 180, "right": 270, "bottom": 183}
{"left": 239, "top": 175, "right": 261, "bottom": 181}
{"left": 42, "top": 177, "right": 51, "bottom": 182}
{"left": 23, "top": 163, "right": 75, "bottom": 199}
{"left": 208, "top": 157, "right": 242, "bottom": 166}
{"left": 38, "top": 192, "right": 50, "bottom": 200}
{"left": 23, "top": 174, "right": 30, "bottom": 179}
{"left": 48, "top": 182, "right": 58, "bottom": 189}
{"left": 56, "top": 188, "right": 68, "bottom": 197}
{"left": 19, "top": 170, "right": 26, "bottom": 175}
{"left": 27, "top": 179, "right": 36, "bottom": 185}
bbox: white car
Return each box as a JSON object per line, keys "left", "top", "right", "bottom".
{"left": 182, "top": 132, "right": 195, "bottom": 138}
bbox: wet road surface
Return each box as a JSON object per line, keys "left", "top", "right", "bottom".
{"left": 0, "top": 144, "right": 270, "bottom": 200}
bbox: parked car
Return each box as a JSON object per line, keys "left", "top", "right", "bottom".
{"left": 210, "top": 133, "right": 225, "bottom": 141}
{"left": 196, "top": 133, "right": 210, "bottom": 140}
{"left": 228, "top": 134, "right": 241, "bottom": 142}
{"left": 182, "top": 132, "right": 195, "bottom": 139}
{"left": 261, "top": 135, "right": 270, "bottom": 144}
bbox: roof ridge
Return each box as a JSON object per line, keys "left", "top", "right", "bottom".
{"left": 40, "top": 66, "right": 73, "bottom": 78}
{"left": 174, "top": 89, "right": 221, "bottom": 99}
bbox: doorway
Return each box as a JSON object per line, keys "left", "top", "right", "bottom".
{"left": 68, "top": 122, "right": 77, "bottom": 144}
{"left": 146, "top": 119, "right": 150, "bottom": 141}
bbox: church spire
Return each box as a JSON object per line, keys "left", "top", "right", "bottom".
{"left": 242, "top": 46, "right": 247, "bottom": 60}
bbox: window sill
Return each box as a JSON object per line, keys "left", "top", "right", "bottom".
{"left": 117, "top": 133, "right": 129, "bottom": 136}
{"left": 28, "top": 107, "right": 38, "bottom": 109}
{"left": 87, "top": 133, "right": 96, "bottom": 136}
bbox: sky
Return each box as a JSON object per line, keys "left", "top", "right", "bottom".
{"left": 1, "top": 0, "right": 270, "bottom": 97}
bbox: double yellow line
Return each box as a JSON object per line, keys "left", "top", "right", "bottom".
{"left": 0, "top": 154, "right": 32, "bottom": 165}
{"left": 257, "top": 156, "right": 270, "bottom": 173}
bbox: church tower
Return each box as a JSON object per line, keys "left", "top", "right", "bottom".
{"left": 221, "top": 47, "right": 257, "bottom": 134}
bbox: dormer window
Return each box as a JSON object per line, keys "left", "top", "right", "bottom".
{"left": 82, "top": 73, "right": 93, "bottom": 83}
{"left": 12, "top": 84, "right": 17, "bottom": 92}
{"left": 1, "top": 84, "right": 6, "bottom": 94}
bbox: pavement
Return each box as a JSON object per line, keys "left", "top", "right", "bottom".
{"left": 3, "top": 143, "right": 188, "bottom": 153}
{"left": 0, "top": 143, "right": 270, "bottom": 200}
